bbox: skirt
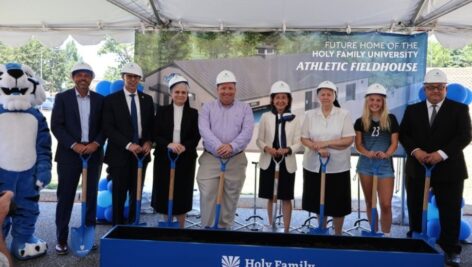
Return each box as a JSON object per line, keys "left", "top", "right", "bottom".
{"left": 258, "top": 160, "right": 295, "bottom": 200}
{"left": 302, "top": 168, "right": 351, "bottom": 217}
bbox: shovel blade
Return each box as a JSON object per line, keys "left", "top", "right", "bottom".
{"left": 157, "top": 221, "right": 180, "bottom": 228}
{"left": 70, "top": 225, "right": 95, "bottom": 257}
{"left": 361, "top": 230, "right": 384, "bottom": 237}
{"left": 412, "top": 231, "right": 436, "bottom": 246}
{"left": 308, "top": 227, "right": 329, "bottom": 235}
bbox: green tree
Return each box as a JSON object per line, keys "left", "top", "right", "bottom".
{"left": 427, "top": 41, "right": 452, "bottom": 67}
{"left": 63, "top": 41, "right": 82, "bottom": 88}
{"left": 98, "top": 37, "right": 134, "bottom": 80}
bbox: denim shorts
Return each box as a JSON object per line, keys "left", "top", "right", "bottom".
{"left": 356, "top": 156, "right": 394, "bottom": 179}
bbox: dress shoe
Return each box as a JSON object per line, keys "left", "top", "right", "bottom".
{"left": 55, "top": 244, "right": 68, "bottom": 255}
{"left": 446, "top": 253, "right": 460, "bottom": 267}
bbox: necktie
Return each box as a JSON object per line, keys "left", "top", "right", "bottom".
{"left": 430, "top": 104, "right": 437, "bottom": 126}
{"left": 130, "top": 94, "right": 139, "bottom": 143}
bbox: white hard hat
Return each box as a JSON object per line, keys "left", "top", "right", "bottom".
{"left": 424, "top": 69, "right": 447, "bottom": 84}
{"left": 71, "top": 62, "right": 95, "bottom": 79}
{"left": 366, "top": 83, "right": 387, "bottom": 97}
{"left": 216, "top": 70, "right": 237, "bottom": 85}
{"left": 316, "top": 80, "right": 337, "bottom": 93}
{"left": 168, "top": 74, "right": 188, "bottom": 90}
{"left": 270, "top": 81, "right": 291, "bottom": 94}
{"left": 121, "top": 63, "right": 143, "bottom": 78}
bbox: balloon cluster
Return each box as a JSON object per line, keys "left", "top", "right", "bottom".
{"left": 427, "top": 192, "right": 471, "bottom": 241}
{"left": 95, "top": 80, "right": 144, "bottom": 96}
{"left": 418, "top": 83, "right": 472, "bottom": 105}
{"left": 96, "top": 178, "right": 129, "bottom": 223}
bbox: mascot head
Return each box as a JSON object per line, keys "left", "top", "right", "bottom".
{"left": 0, "top": 63, "right": 46, "bottom": 111}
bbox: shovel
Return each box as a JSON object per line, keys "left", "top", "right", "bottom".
{"left": 309, "top": 155, "right": 330, "bottom": 235}
{"left": 70, "top": 154, "right": 95, "bottom": 257}
{"left": 157, "top": 149, "right": 180, "bottom": 228}
{"left": 212, "top": 158, "right": 231, "bottom": 230}
{"left": 271, "top": 156, "right": 284, "bottom": 231}
{"left": 133, "top": 154, "right": 146, "bottom": 226}
{"left": 361, "top": 159, "right": 384, "bottom": 237}
{"left": 412, "top": 164, "right": 436, "bottom": 246}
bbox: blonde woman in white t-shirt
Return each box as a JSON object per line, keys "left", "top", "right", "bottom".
{"left": 301, "top": 81, "right": 355, "bottom": 235}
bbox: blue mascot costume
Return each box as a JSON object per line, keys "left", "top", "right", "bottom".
{"left": 0, "top": 63, "right": 52, "bottom": 260}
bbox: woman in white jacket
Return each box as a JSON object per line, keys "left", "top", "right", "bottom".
{"left": 256, "top": 81, "right": 302, "bottom": 232}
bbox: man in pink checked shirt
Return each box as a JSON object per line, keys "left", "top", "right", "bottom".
{"left": 197, "top": 70, "right": 254, "bottom": 229}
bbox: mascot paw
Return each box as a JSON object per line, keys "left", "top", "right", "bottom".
{"left": 35, "top": 180, "right": 44, "bottom": 190}
{"left": 11, "top": 236, "right": 48, "bottom": 260}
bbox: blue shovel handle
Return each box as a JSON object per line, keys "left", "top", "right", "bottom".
{"left": 212, "top": 157, "right": 231, "bottom": 229}
{"left": 219, "top": 158, "right": 230, "bottom": 172}
{"left": 319, "top": 155, "right": 330, "bottom": 173}
{"left": 167, "top": 148, "right": 180, "bottom": 169}
{"left": 136, "top": 154, "right": 146, "bottom": 168}
{"left": 423, "top": 164, "right": 435, "bottom": 177}
{"left": 80, "top": 154, "right": 92, "bottom": 169}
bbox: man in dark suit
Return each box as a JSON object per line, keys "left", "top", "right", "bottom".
{"left": 51, "top": 63, "right": 105, "bottom": 255}
{"left": 102, "top": 63, "right": 154, "bottom": 225}
{"left": 400, "top": 69, "right": 471, "bottom": 267}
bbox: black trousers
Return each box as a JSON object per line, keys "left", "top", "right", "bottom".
{"left": 406, "top": 174, "right": 464, "bottom": 254}
{"left": 109, "top": 160, "right": 148, "bottom": 225}
{"left": 55, "top": 162, "right": 101, "bottom": 245}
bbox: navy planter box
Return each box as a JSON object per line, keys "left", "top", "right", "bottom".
{"left": 101, "top": 226, "right": 443, "bottom": 267}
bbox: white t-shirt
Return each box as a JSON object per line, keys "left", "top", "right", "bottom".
{"left": 301, "top": 107, "right": 355, "bottom": 173}
{"left": 172, "top": 104, "right": 184, "bottom": 144}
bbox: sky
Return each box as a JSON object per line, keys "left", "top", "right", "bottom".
{"left": 68, "top": 37, "right": 117, "bottom": 81}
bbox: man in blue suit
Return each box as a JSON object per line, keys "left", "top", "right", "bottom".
{"left": 51, "top": 63, "right": 105, "bottom": 255}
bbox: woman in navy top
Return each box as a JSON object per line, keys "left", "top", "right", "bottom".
{"left": 354, "top": 83, "right": 399, "bottom": 237}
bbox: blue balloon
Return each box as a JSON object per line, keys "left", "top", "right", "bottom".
{"left": 104, "top": 207, "right": 113, "bottom": 223}
{"left": 96, "top": 206, "right": 106, "bottom": 220}
{"left": 98, "top": 178, "right": 108, "bottom": 191}
{"left": 110, "top": 80, "right": 124, "bottom": 94}
{"left": 446, "top": 83, "right": 468, "bottom": 103}
{"left": 107, "top": 180, "right": 113, "bottom": 192}
{"left": 464, "top": 88, "right": 472, "bottom": 105}
{"left": 460, "top": 220, "right": 471, "bottom": 240}
{"left": 427, "top": 204, "right": 439, "bottom": 221}
{"left": 124, "top": 193, "right": 130, "bottom": 207}
{"left": 123, "top": 206, "right": 130, "bottom": 219}
{"left": 427, "top": 218, "right": 441, "bottom": 239}
{"left": 97, "top": 190, "right": 112, "bottom": 208}
{"left": 95, "top": 80, "right": 111, "bottom": 96}
{"left": 427, "top": 218, "right": 471, "bottom": 241}
{"left": 418, "top": 86, "right": 426, "bottom": 101}
{"left": 137, "top": 83, "right": 144, "bottom": 92}
{"left": 431, "top": 195, "right": 437, "bottom": 208}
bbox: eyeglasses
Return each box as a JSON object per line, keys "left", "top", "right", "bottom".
{"left": 125, "top": 74, "right": 141, "bottom": 80}
{"left": 424, "top": 85, "right": 446, "bottom": 92}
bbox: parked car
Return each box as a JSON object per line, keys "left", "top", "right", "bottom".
{"left": 40, "top": 96, "right": 55, "bottom": 111}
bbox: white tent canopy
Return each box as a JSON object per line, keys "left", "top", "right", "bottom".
{"left": 1, "top": 0, "right": 472, "bottom": 48}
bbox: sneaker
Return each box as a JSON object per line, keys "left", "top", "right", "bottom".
{"left": 92, "top": 243, "right": 98, "bottom": 251}
{"left": 55, "top": 244, "right": 69, "bottom": 255}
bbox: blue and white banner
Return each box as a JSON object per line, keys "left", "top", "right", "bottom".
{"left": 140, "top": 31, "right": 428, "bottom": 152}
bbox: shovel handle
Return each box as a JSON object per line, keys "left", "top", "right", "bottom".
{"left": 135, "top": 155, "right": 146, "bottom": 201}
{"left": 219, "top": 158, "right": 230, "bottom": 172}
{"left": 79, "top": 154, "right": 91, "bottom": 202}
{"left": 421, "top": 165, "right": 435, "bottom": 211}
{"left": 271, "top": 156, "right": 284, "bottom": 202}
{"left": 167, "top": 148, "right": 180, "bottom": 169}
{"left": 319, "top": 155, "right": 330, "bottom": 173}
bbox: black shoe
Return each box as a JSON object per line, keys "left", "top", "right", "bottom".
{"left": 55, "top": 244, "right": 69, "bottom": 255}
{"left": 446, "top": 253, "right": 461, "bottom": 267}
{"left": 92, "top": 243, "right": 98, "bottom": 251}
{"left": 406, "top": 230, "right": 412, "bottom": 238}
